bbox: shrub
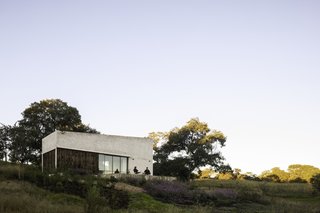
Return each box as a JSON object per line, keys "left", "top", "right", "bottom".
{"left": 62, "top": 178, "right": 87, "bottom": 197}
{"left": 68, "top": 168, "right": 91, "bottom": 176}
{"left": 0, "top": 162, "right": 24, "bottom": 179}
{"left": 208, "top": 188, "right": 237, "bottom": 207}
{"left": 144, "top": 180, "right": 194, "bottom": 204}
{"left": 261, "top": 174, "right": 281, "bottom": 183}
{"left": 259, "top": 182, "right": 313, "bottom": 197}
{"left": 85, "top": 185, "right": 104, "bottom": 213}
{"left": 310, "top": 173, "right": 320, "bottom": 192}
{"left": 212, "top": 188, "right": 237, "bottom": 200}
{"left": 144, "top": 180, "right": 216, "bottom": 205}
{"left": 119, "top": 175, "right": 146, "bottom": 187}
{"left": 237, "top": 187, "right": 264, "bottom": 203}
{"left": 99, "top": 185, "right": 129, "bottom": 209}
{"left": 289, "top": 177, "right": 308, "bottom": 183}
{"left": 23, "top": 166, "right": 46, "bottom": 186}
{"left": 236, "top": 184, "right": 269, "bottom": 204}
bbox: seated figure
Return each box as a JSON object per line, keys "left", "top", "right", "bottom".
{"left": 133, "top": 166, "right": 139, "bottom": 174}
{"left": 144, "top": 167, "right": 151, "bottom": 175}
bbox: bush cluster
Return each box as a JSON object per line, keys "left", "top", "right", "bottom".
{"left": 100, "top": 185, "right": 129, "bottom": 209}
{"left": 118, "top": 175, "right": 147, "bottom": 187}
{"left": 311, "top": 173, "right": 320, "bottom": 192}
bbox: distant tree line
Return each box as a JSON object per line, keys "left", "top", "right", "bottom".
{"left": 259, "top": 165, "right": 320, "bottom": 183}
{"left": 0, "top": 99, "right": 98, "bottom": 165}
{"left": 199, "top": 164, "right": 320, "bottom": 184}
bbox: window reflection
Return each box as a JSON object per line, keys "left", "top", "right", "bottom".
{"left": 104, "top": 155, "right": 112, "bottom": 173}
{"left": 113, "top": 156, "right": 120, "bottom": 173}
{"left": 98, "top": 154, "right": 104, "bottom": 171}
{"left": 98, "top": 154, "right": 127, "bottom": 174}
{"left": 121, "top": 157, "right": 127, "bottom": 173}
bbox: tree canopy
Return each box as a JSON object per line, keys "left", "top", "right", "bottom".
{"left": 0, "top": 124, "right": 10, "bottom": 161}
{"left": 152, "top": 118, "right": 230, "bottom": 180}
{"left": 259, "top": 164, "right": 320, "bottom": 183}
{"left": 8, "top": 99, "right": 99, "bottom": 165}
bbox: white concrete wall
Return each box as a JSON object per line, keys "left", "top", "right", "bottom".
{"left": 42, "top": 131, "right": 57, "bottom": 153}
{"left": 42, "top": 130, "right": 153, "bottom": 175}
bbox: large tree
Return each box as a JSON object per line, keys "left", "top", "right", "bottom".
{"left": 260, "top": 167, "right": 290, "bottom": 182}
{"left": 153, "top": 118, "right": 230, "bottom": 180}
{"left": 259, "top": 165, "right": 320, "bottom": 183}
{"left": 8, "top": 125, "right": 32, "bottom": 164}
{"left": 10, "top": 99, "right": 98, "bottom": 165}
{"left": 287, "top": 164, "right": 320, "bottom": 183}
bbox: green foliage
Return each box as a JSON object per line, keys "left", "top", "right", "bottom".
{"left": 148, "top": 131, "right": 168, "bottom": 150}
{"left": 260, "top": 167, "right": 289, "bottom": 182}
{"left": 259, "top": 165, "right": 320, "bottom": 183}
{"left": 0, "top": 180, "right": 85, "bottom": 213}
{"left": 144, "top": 180, "right": 215, "bottom": 205}
{"left": 129, "top": 192, "right": 214, "bottom": 213}
{"left": 1, "top": 163, "right": 320, "bottom": 213}
{"left": 100, "top": 185, "right": 129, "bottom": 209}
{"left": 239, "top": 172, "right": 261, "bottom": 181}
{"left": 85, "top": 185, "right": 104, "bottom": 213}
{"left": 153, "top": 118, "right": 229, "bottom": 180}
{"left": 311, "top": 173, "right": 320, "bottom": 192}
{"left": 129, "top": 192, "right": 174, "bottom": 212}
{"left": 0, "top": 161, "right": 23, "bottom": 180}
{"left": 199, "top": 168, "right": 215, "bottom": 179}
{"left": 261, "top": 174, "right": 281, "bottom": 183}
{"left": 8, "top": 125, "right": 33, "bottom": 164}
{"left": 287, "top": 164, "right": 320, "bottom": 182}
{"left": 191, "top": 179, "right": 314, "bottom": 199}
{"left": 0, "top": 124, "right": 9, "bottom": 162}
{"left": 0, "top": 161, "right": 130, "bottom": 210}
{"left": 217, "top": 172, "right": 234, "bottom": 180}
{"left": 8, "top": 99, "right": 99, "bottom": 165}
{"left": 118, "top": 175, "right": 147, "bottom": 187}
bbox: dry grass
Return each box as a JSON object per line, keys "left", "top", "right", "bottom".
{"left": 0, "top": 180, "right": 85, "bottom": 213}
{"left": 114, "top": 182, "right": 144, "bottom": 193}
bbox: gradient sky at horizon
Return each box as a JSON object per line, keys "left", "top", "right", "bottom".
{"left": 1, "top": 0, "right": 319, "bottom": 174}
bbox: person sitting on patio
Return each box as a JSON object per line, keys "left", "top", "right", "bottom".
{"left": 114, "top": 169, "right": 120, "bottom": 174}
{"left": 133, "top": 166, "right": 139, "bottom": 174}
{"left": 144, "top": 167, "right": 151, "bottom": 175}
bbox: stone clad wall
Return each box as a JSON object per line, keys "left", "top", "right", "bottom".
{"left": 42, "top": 149, "right": 55, "bottom": 171}
{"left": 57, "top": 148, "right": 98, "bottom": 173}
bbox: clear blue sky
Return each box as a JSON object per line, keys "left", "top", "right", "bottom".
{"left": 1, "top": 0, "right": 319, "bottom": 174}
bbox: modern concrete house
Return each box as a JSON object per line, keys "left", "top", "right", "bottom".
{"left": 42, "top": 130, "right": 153, "bottom": 175}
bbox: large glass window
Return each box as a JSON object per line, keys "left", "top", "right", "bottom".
{"left": 120, "top": 157, "right": 127, "bottom": 173}
{"left": 104, "top": 155, "right": 112, "bottom": 173}
{"left": 99, "top": 154, "right": 104, "bottom": 171}
{"left": 112, "top": 156, "right": 120, "bottom": 173}
{"left": 98, "top": 154, "right": 128, "bottom": 174}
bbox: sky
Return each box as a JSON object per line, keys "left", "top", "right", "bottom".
{"left": 1, "top": 0, "right": 319, "bottom": 174}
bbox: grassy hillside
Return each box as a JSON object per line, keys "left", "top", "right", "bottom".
{"left": 0, "top": 180, "right": 84, "bottom": 213}
{"left": 0, "top": 179, "right": 214, "bottom": 213}
{"left": 1, "top": 162, "right": 320, "bottom": 213}
{"left": 191, "top": 179, "right": 320, "bottom": 212}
